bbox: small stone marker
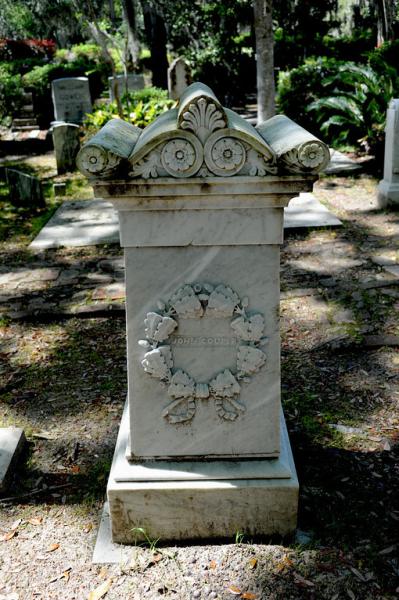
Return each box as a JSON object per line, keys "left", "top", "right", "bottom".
{"left": 51, "top": 77, "right": 92, "bottom": 124}
{"left": 378, "top": 98, "right": 399, "bottom": 207}
{"left": 5, "top": 168, "right": 45, "bottom": 207}
{"left": 52, "top": 123, "right": 80, "bottom": 174}
{"left": 53, "top": 182, "right": 67, "bottom": 196}
{"left": 0, "top": 428, "right": 26, "bottom": 493}
{"left": 77, "top": 82, "right": 330, "bottom": 544}
{"left": 108, "top": 74, "right": 145, "bottom": 101}
{"left": 168, "top": 57, "right": 191, "bottom": 100}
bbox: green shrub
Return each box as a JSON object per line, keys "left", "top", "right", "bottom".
{"left": 0, "top": 64, "right": 24, "bottom": 121}
{"left": 277, "top": 58, "right": 344, "bottom": 136}
{"left": 307, "top": 63, "right": 392, "bottom": 156}
{"left": 84, "top": 88, "right": 174, "bottom": 135}
{"left": 278, "top": 57, "right": 393, "bottom": 157}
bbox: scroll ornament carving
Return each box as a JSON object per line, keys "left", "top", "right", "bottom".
{"left": 138, "top": 283, "right": 268, "bottom": 424}
{"left": 76, "top": 144, "right": 121, "bottom": 178}
{"left": 281, "top": 140, "right": 330, "bottom": 173}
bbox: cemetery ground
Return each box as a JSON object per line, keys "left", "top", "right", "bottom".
{"left": 0, "top": 154, "right": 398, "bottom": 599}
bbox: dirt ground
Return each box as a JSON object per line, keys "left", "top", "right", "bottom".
{"left": 0, "top": 160, "right": 398, "bottom": 599}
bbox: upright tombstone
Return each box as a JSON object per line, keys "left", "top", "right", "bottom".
{"left": 6, "top": 168, "right": 45, "bottom": 208}
{"left": 77, "top": 83, "right": 329, "bottom": 542}
{"left": 377, "top": 99, "right": 399, "bottom": 207}
{"left": 168, "top": 57, "right": 191, "bottom": 100}
{"left": 51, "top": 77, "right": 92, "bottom": 124}
{"left": 108, "top": 74, "right": 145, "bottom": 101}
{"left": 52, "top": 123, "right": 80, "bottom": 174}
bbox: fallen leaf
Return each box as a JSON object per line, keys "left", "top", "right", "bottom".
{"left": 248, "top": 558, "right": 258, "bottom": 570}
{"left": 28, "top": 517, "right": 43, "bottom": 526}
{"left": 2, "top": 531, "right": 16, "bottom": 541}
{"left": 209, "top": 560, "right": 217, "bottom": 570}
{"left": 84, "top": 523, "right": 93, "bottom": 533}
{"left": 293, "top": 572, "right": 314, "bottom": 587}
{"left": 153, "top": 553, "right": 163, "bottom": 563}
{"left": 227, "top": 585, "right": 242, "bottom": 595}
{"left": 275, "top": 555, "right": 293, "bottom": 572}
{"left": 46, "top": 543, "right": 60, "bottom": 552}
{"left": 62, "top": 569, "right": 71, "bottom": 582}
{"left": 10, "top": 519, "right": 23, "bottom": 530}
{"left": 346, "top": 590, "right": 355, "bottom": 600}
{"left": 98, "top": 567, "right": 108, "bottom": 579}
{"left": 242, "top": 593, "right": 257, "bottom": 599}
{"left": 87, "top": 578, "right": 113, "bottom": 600}
{"left": 71, "top": 465, "right": 80, "bottom": 474}
{"left": 378, "top": 545, "right": 396, "bottom": 555}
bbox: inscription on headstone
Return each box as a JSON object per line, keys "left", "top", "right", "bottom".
{"left": 51, "top": 77, "right": 92, "bottom": 124}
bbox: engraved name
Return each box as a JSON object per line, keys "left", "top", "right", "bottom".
{"left": 170, "top": 335, "right": 237, "bottom": 347}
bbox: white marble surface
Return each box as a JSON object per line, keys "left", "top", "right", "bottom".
{"left": 125, "top": 245, "right": 281, "bottom": 459}
{"left": 106, "top": 405, "right": 298, "bottom": 542}
{"left": 30, "top": 193, "right": 341, "bottom": 249}
{"left": 113, "top": 401, "right": 291, "bottom": 481}
{"left": 0, "top": 428, "right": 25, "bottom": 492}
{"left": 51, "top": 77, "right": 92, "bottom": 124}
{"left": 378, "top": 100, "right": 399, "bottom": 207}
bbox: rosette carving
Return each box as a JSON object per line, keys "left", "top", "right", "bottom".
{"left": 76, "top": 144, "right": 121, "bottom": 179}
{"left": 160, "top": 136, "right": 203, "bottom": 177}
{"left": 281, "top": 140, "right": 330, "bottom": 173}
{"left": 204, "top": 132, "right": 246, "bottom": 177}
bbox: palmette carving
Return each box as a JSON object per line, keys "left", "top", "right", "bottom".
{"left": 180, "top": 97, "right": 227, "bottom": 143}
{"left": 139, "top": 282, "right": 268, "bottom": 423}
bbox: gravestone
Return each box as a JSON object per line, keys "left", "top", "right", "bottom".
{"left": 51, "top": 77, "right": 92, "bottom": 124}
{"left": 52, "top": 123, "right": 80, "bottom": 174}
{"left": 108, "top": 74, "right": 145, "bottom": 101}
{"left": 168, "top": 57, "right": 191, "bottom": 100}
{"left": 6, "top": 168, "right": 45, "bottom": 207}
{"left": 0, "top": 428, "right": 26, "bottom": 493}
{"left": 378, "top": 99, "right": 399, "bottom": 207}
{"left": 77, "top": 82, "right": 330, "bottom": 543}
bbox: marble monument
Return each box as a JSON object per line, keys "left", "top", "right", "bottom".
{"left": 168, "top": 57, "right": 191, "bottom": 100}
{"left": 51, "top": 77, "right": 92, "bottom": 124}
{"left": 108, "top": 74, "right": 145, "bottom": 101}
{"left": 378, "top": 98, "right": 399, "bottom": 207}
{"left": 77, "top": 83, "right": 329, "bottom": 542}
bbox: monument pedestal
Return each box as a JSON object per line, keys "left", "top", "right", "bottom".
{"left": 378, "top": 99, "right": 399, "bottom": 208}
{"left": 77, "top": 83, "right": 329, "bottom": 545}
{"left": 107, "top": 402, "right": 298, "bottom": 542}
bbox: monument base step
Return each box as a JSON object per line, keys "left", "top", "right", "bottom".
{"left": 377, "top": 180, "right": 399, "bottom": 207}
{"left": 106, "top": 404, "right": 298, "bottom": 543}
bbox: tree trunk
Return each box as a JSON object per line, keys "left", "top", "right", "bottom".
{"left": 376, "top": 0, "right": 396, "bottom": 45}
{"left": 253, "top": 0, "right": 275, "bottom": 124}
{"left": 141, "top": 1, "right": 168, "bottom": 89}
{"left": 121, "top": 0, "right": 141, "bottom": 71}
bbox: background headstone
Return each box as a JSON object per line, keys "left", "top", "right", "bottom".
{"left": 0, "top": 428, "right": 26, "bottom": 493}
{"left": 52, "top": 123, "right": 80, "bottom": 174}
{"left": 51, "top": 77, "right": 92, "bottom": 124}
{"left": 168, "top": 57, "right": 191, "bottom": 100}
{"left": 5, "top": 168, "right": 45, "bottom": 207}
{"left": 377, "top": 98, "right": 399, "bottom": 207}
{"left": 108, "top": 74, "right": 145, "bottom": 101}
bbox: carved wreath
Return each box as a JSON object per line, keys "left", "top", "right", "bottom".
{"left": 138, "top": 283, "right": 268, "bottom": 424}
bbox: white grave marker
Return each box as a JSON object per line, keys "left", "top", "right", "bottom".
{"left": 51, "top": 77, "right": 92, "bottom": 124}
{"left": 77, "top": 82, "right": 330, "bottom": 543}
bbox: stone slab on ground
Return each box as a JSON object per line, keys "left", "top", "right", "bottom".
{"left": 92, "top": 502, "right": 133, "bottom": 564}
{"left": 324, "top": 149, "right": 362, "bottom": 175}
{"left": 0, "top": 428, "right": 26, "bottom": 493}
{"left": 30, "top": 194, "right": 341, "bottom": 249}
